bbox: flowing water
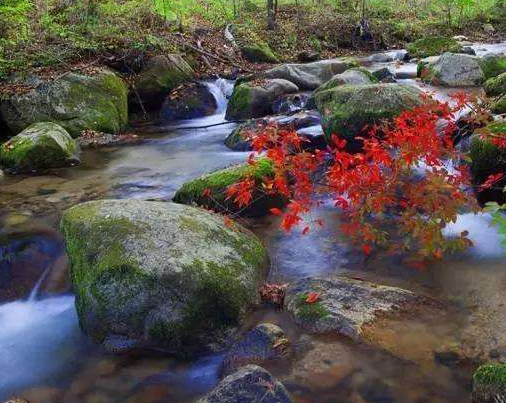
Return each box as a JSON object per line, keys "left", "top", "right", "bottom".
{"left": 2, "top": 45, "right": 506, "bottom": 403}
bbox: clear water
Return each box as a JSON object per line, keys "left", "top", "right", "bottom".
{"left": 1, "top": 45, "right": 506, "bottom": 403}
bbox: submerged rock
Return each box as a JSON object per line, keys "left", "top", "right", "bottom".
{"left": 0, "top": 122, "right": 79, "bottom": 172}
{"left": 225, "top": 112, "right": 321, "bottom": 152}
{"left": 222, "top": 323, "right": 288, "bottom": 375}
{"left": 419, "top": 52, "right": 484, "bottom": 87}
{"left": 256, "top": 58, "right": 359, "bottom": 90}
{"left": 161, "top": 82, "right": 217, "bottom": 121}
{"left": 406, "top": 36, "right": 463, "bottom": 58}
{"left": 225, "top": 79, "right": 299, "bottom": 120}
{"left": 132, "top": 55, "right": 194, "bottom": 110}
{"left": 173, "top": 159, "right": 286, "bottom": 217}
{"left": 198, "top": 365, "right": 293, "bottom": 403}
{"left": 284, "top": 275, "right": 445, "bottom": 360}
{"left": 0, "top": 69, "right": 128, "bottom": 138}
{"left": 60, "top": 200, "right": 269, "bottom": 355}
{"left": 472, "top": 363, "right": 506, "bottom": 403}
{"left": 314, "top": 83, "right": 424, "bottom": 149}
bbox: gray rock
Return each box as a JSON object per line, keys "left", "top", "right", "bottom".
{"left": 60, "top": 200, "right": 269, "bottom": 355}
{"left": 372, "top": 67, "right": 396, "bottom": 83}
{"left": 222, "top": 323, "right": 288, "bottom": 375}
{"left": 284, "top": 275, "right": 440, "bottom": 339}
{"left": 462, "top": 46, "right": 477, "bottom": 56}
{"left": 420, "top": 52, "right": 484, "bottom": 87}
{"left": 257, "top": 58, "right": 359, "bottom": 90}
{"left": 198, "top": 365, "right": 293, "bottom": 403}
{"left": 0, "top": 69, "right": 128, "bottom": 138}
{"left": 272, "top": 93, "right": 310, "bottom": 114}
{"left": 133, "top": 55, "right": 194, "bottom": 110}
{"left": 226, "top": 79, "right": 299, "bottom": 120}
{"left": 0, "top": 122, "right": 79, "bottom": 172}
{"left": 484, "top": 23, "right": 495, "bottom": 35}
{"left": 161, "top": 82, "right": 217, "bottom": 121}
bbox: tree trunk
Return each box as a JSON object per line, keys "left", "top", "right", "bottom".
{"left": 267, "top": 0, "right": 276, "bottom": 30}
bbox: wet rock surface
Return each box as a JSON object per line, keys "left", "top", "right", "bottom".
{"left": 161, "top": 82, "right": 217, "bottom": 121}
{"left": 198, "top": 365, "right": 294, "bottom": 403}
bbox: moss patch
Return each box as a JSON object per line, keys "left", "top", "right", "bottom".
{"left": 407, "top": 36, "right": 462, "bottom": 58}
{"left": 474, "top": 363, "right": 506, "bottom": 387}
{"left": 294, "top": 293, "right": 329, "bottom": 320}
{"left": 479, "top": 55, "right": 506, "bottom": 80}
{"left": 484, "top": 72, "right": 506, "bottom": 97}
{"left": 241, "top": 43, "right": 280, "bottom": 64}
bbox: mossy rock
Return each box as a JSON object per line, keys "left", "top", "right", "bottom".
{"left": 479, "top": 55, "right": 506, "bottom": 80}
{"left": 133, "top": 55, "right": 194, "bottom": 110}
{"left": 0, "top": 69, "right": 128, "bottom": 138}
{"left": 470, "top": 122, "right": 506, "bottom": 203}
{"left": 315, "top": 83, "right": 425, "bottom": 150}
{"left": 472, "top": 363, "right": 506, "bottom": 403}
{"left": 241, "top": 43, "right": 279, "bottom": 64}
{"left": 225, "top": 79, "right": 299, "bottom": 120}
{"left": 484, "top": 72, "right": 506, "bottom": 97}
{"left": 60, "top": 200, "right": 269, "bottom": 356}
{"left": 406, "top": 36, "right": 463, "bottom": 58}
{"left": 0, "top": 122, "right": 79, "bottom": 172}
{"left": 173, "top": 159, "right": 286, "bottom": 217}
{"left": 490, "top": 94, "right": 506, "bottom": 114}
{"left": 419, "top": 53, "right": 484, "bottom": 87}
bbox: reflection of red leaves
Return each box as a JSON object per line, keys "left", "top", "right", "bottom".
{"left": 302, "top": 226, "right": 310, "bottom": 235}
{"left": 305, "top": 292, "right": 320, "bottom": 304}
{"left": 362, "top": 244, "right": 372, "bottom": 256}
{"left": 259, "top": 283, "right": 287, "bottom": 308}
{"left": 479, "top": 173, "right": 504, "bottom": 192}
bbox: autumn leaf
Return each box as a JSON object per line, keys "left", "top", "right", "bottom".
{"left": 305, "top": 292, "right": 320, "bottom": 304}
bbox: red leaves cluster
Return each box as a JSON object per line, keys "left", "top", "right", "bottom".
{"left": 226, "top": 93, "right": 483, "bottom": 258}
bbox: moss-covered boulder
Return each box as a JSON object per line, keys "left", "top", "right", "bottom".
{"left": 479, "top": 54, "right": 506, "bottom": 80}
{"left": 484, "top": 72, "right": 506, "bottom": 97}
{"left": 225, "top": 79, "right": 299, "bottom": 120}
{"left": 0, "top": 69, "right": 128, "bottom": 138}
{"left": 407, "top": 36, "right": 463, "bottom": 58}
{"left": 470, "top": 122, "right": 506, "bottom": 202}
{"left": 419, "top": 53, "right": 484, "bottom": 87}
{"left": 60, "top": 200, "right": 269, "bottom": 355}
{"left": 490, "top": 95, "right": 506, "bottom": 114}
{"left": 133, "top": 55, "right": 194, "bottom": 110}
{"left": 161, "top": 82, "right": 217, "bottom": 121}
{"left": 314, "top": 83, "right": 425, "bottom": 149}
{"left": 173, "top": 159, "right": 286, "bottom": 217}
{"left": 0, "top": 122, "right": 79, "bottom": 172}
{"left": 472, "top": 363, "right": 506, "bottom": 403}
{"left": 241, "top": 43, "right": 279, "bottom": 64}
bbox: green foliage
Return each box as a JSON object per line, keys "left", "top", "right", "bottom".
{"left": 294, "top": 293, "right": 329, "bottom": 320}
{"left": 473, "top": 363, "right": 506, "bottom": 387}
{"left": 407, "top": 36, "right": 462, "bottom": 58}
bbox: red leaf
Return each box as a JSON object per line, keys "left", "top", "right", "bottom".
{"left": 305, "top": 292, "right": 320, "bottom": 304}
{"left": 302, "top": 226, "right": 310, "bottom": 235}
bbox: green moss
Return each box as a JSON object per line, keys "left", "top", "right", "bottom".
{"left": 479, "top": 55, "right": 506, "bottom": 80}
{"left": 241, "top": 43, "right": 279, "bottom": 64}
{"left": 470, "top": 122, "right": 506, "bottom": 184}
{"left": 407, "top": 36, "right": 462, "bottom": 58}
{"left": 173, "top": 158, "right": 283, "bottom": 217}
{"left": 227, "top": 84, "right": 253, "bottom": 119}
{"left": 490, "top": 94, "right": 506, "bottom": 114}
{"left": 474, "top": 363, "right": 506, "bottom": 387}
{"left": 294, "top": 293, "right": 329, "bottom": 320}
{"left": 60, "top": 205, "right": 146, "bottom": 337}
{"left": 484, "top": 73, "right": 506, "bottom": 97}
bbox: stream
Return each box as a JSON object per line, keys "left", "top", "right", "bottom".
{"left": 2, "top": 43, "right": 506, "bottom": 403}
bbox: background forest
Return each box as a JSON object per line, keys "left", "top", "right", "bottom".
{"left": 2, "top": 0, "right": 506, "bottom": 80}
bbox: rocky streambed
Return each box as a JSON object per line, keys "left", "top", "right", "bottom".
{"left": 1, "top": 39, "right": 506, "bottom": 403}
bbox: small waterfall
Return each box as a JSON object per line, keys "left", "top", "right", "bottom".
{"left": 203, "top": 78, "right": 234, "bottom": 114}
{"left": 28, "top": 265, "right": 52, "bottom": 301}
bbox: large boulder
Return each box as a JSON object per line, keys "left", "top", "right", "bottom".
{"left": 419, "top": 52, "right": 484, "bottom": 87}
{"left": 0, "top": 122, "right": 79, "bottom": 172}
{"left": 173, "top": 159, "right": 286, "bottom": 217}
{"left": 472, "top": 363, "right": 506, "bottom": 403}
{"left": 198, "top": 365, "right": 293, "bottom": 403}
{"left": 222, "top": 323, "right": 288, "bottom": 375}
{"left": 161, "top": 82, "right": 217, "bottom": 121}
{"left": 0, "top": 69, "right": 128, "bottom": 138}
{"left": 256, "top": 58, "right": 359, "bottom": 90}
{"left": 314, "top": 83, "right": 424, "bottom": 148}
{"left": 225, "top": 79, "right": 299, "bottom": 120}
{"left": 60, "top": 200, "right": 269, "bottom": 355}
{"left": 132, "top": 55, "right": 194, "bottom": 110}
{"left": 406, "top": 36, "right": 463, "bottom": 58}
